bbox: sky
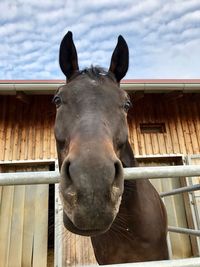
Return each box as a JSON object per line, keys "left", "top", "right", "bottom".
{"left": 0, "top": 0, "right": 200, "bottom": 80}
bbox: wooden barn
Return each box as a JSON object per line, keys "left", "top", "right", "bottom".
{"left": 0, "top": 79, "right": 200, "bottom": 267}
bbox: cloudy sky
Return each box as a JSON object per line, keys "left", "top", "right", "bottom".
{"left": 0, "top": 0, "right": 200, "bottom": 80}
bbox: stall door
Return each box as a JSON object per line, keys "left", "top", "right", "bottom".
{"left": 138, "top": 156, "right": 193, "bottom": 259}
{"left": 0, "top": 164, "right": 49, "bottom": 267}
{"left": 184, "top": 155, "right": 200, "bottom": 256}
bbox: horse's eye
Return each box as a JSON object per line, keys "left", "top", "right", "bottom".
{"left": 123, "top": 100, "right": 132, "bottom": 112}
{"left": 53, "top": 96, "right": 62, "bottom": 107}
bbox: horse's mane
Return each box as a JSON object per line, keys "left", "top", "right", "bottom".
{"left": 79, "top": 66, "right": 116, "bottom": 82}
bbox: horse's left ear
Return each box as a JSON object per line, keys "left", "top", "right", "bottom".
{"left": 120, "top": 140, "right": 138, "bottom": 167}
{"left": 109, "top": 35, "right": 129, "bottom": 82}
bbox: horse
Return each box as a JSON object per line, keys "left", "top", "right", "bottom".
{"left": 53, "top": 31, "right": 169, "bottom": 265}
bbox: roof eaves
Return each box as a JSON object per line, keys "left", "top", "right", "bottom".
{"left": 0, "top": 79, "right": 200, "bottom": 94}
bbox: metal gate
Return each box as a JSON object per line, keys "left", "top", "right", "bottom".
{"left": 0, "top": 164, "right": 200, "bottom": 267}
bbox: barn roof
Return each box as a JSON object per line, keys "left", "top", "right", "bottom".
{"left": 0, "top": 79, "right": 200, "bottom": 94}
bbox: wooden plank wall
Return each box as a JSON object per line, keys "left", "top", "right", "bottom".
{"left": 0, "top": 96, "right": 54, "bottom": 266}
{"left": 128, "top": 94, "right": 200, "bottom": 156}
{"left": 0, "top": 94, "right": 199, "bottom": 161}
{"left": 62, "top": 229, "right": 97, "bottom": 266}
{"left": 0, "top": 93, "right": 199, "bottom": 266}
{"left": 0, "top": 95, "right": 56, "bottom": 161}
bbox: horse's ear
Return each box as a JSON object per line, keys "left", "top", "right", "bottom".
{"left": 120, "top": 140, "right": 138, "bottom": 167}
{"left": 59, "top": 31, "right": 79, "bottom": 79}
{"left": 109, "top": 35, "right": 129, "bottom": 82}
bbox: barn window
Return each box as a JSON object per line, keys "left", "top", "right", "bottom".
{"left": 140, "top": 123, "right": 166, "bottom": 133}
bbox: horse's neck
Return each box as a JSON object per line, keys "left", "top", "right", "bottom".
{"left": 111, "top": 179, "right": 160, "bottom": 236}
{"left": 114, "top": 179, "right": 167, "bottom": 236}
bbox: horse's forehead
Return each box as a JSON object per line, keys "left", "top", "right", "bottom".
{"left": 60, "top": 78, "right": 124, "bottom": 99}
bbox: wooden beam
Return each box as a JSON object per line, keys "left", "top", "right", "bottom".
{"left": 16, "top": 91, "right": 30, "bottom": 104}
{"left": 163, "top": 91, "right": 184, "bottom": 101}
{"left": 190, "top": 93, "right": 200, "bottom": 102}
{"left": 130, "top": 91, "right": 144, "bottom": 102}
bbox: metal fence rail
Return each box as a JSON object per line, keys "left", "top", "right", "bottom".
{"left": 99, "top": 257, "right": 200, "bottom": 267}
{"left": 0, "top": 165, "right": 200, "bottom": 185}
{"left": 168, "top": 226, "right": 200, "bottom": 236}
{"left": 0, "top": 171, "right": 59, "bottom": 185}
{"left": 124, "top": 165, "right": 200, "bottom": 180}
{"left": 1, "top": 165, "right": 200, "bottom": 265}
{"left": 160, "top": 184, "right": 200, "bottom": 197}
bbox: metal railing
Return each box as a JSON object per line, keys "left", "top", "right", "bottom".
{"left": 1, "top": 164, "right": 200, "bottom": 266}
{"left": 99, "top": 257, "right": 200, "bottom": 267}
{"left": 0, "top": 165, "right": 200, "bottom": 185}
{"left": 160, "top": 184, "right": 200, "bottom": 197}
{"left": 0, "top": 165, "right": 200, "bottom": 237}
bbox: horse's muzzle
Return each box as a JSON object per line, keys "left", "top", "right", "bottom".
{"left": 59, "top": 153, "right": 124, "bottom": 235}
{"left": 62, "top": 210, "right": 113, "bottom": 236}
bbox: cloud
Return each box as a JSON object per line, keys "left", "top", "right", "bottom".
{"left": 0, "top": 0, "right": 199, "bottom": 79}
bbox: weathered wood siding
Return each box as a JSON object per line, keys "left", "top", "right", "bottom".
{"left": 128, "top": 94, "right": 200, "bottom": 156}
{"left": 0, "top": 164, "right": 49, "bottom": 267}
{"left": 0, "top": 93, "right": 199, "bottom": 266}
{"left": 0, "top": 94, "right": 199, "bottom": 161}
{"left": 0, "top": 95, "right": 56, "bottom": 161}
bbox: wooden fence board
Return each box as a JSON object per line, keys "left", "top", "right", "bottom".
{"left": 0, "top": 186, "right": 14, "bottom": 267}
{"left": 8, "top": 185, "right": 25, "bottom": 266}
{"left": 22, "top": 184, "right": 36, "bottom": 267}
{"left": 32, "top": 184, "right": 49, "bottom": 267}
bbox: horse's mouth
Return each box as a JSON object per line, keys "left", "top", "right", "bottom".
{"left": 63, "top": 210, "right": 112, "bottom": 236}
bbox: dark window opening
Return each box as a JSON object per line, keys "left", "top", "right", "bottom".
{"left": 48, "top": 185, "right": 55, "bottom": 248}
{"left": 48, "top": 163, "right": 55, "bottom": 261}
{"left": 140, "top": 123, "right": 166, "bottom": 134}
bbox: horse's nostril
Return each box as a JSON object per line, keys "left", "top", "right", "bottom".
{"left": 113, "top": 160, "right": 123, "bottom": 188}
{"left": 63, "top": 160, "right": 72, "bottom": 184}
{"left": 110, "top": 161, "right": 123, "bottom": 205}
{"left": 114, "top": 161, "right": 123, "bottom": 180}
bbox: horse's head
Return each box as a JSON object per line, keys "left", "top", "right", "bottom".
{"left": 54, "top": 31, "right": 132, "bottom": 236}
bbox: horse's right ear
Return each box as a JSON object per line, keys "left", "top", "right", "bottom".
{"left": 109, "top": 35, "right": 129, "bottom": 82}
{"left": 59, "top": 31, "right": 79, "bottom": 80}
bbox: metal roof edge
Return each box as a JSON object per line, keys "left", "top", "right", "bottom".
{"left": 0, "top": 79, "right": 200, "bottom": 94}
